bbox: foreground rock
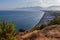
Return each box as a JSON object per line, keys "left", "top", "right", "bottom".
{"left": 18, "top": 25, "right": 60, "bottom": 40}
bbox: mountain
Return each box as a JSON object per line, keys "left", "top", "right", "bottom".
{"left": 45, "top": 6, "right": 60, "bottom": 11}
{"left": 15, "top": 6, "right": 43, "bottom": 11}
{"left": 15, "top": 6, "right": 60, "bottom": 11}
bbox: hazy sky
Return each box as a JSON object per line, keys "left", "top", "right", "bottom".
{"left": 0, "top": 0, "right": 60, "bottom": 10}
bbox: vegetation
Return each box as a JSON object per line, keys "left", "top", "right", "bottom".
{"left": 33, "top": 26, "right": 40, "bottom": 30}
{"left": 34, "top": 18, "right": 60, "bottom": 30}
{"left": 1, "top": 18, "right": 60, "bottom": 40}
{"left": 0, "top": 21, "right": 17, "bottom": 40}
{"left": 49, "top": 18, "right": 60, "bottom": 25}
{"left": 39, "top": 24, "right": 48, "bottom": 30}
{"left": 33, "top": 24, "right": 48, "bottom": 30}
{"left": 19, "top": 28, "right": 25, "bottom": 32}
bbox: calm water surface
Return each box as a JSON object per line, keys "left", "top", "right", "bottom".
{"left": 0, "top": 11, "right": 44, "bottom": 31}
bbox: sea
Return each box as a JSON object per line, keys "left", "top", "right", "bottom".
{"left": 0, "top": 11, "right": 44, "bottom": 31}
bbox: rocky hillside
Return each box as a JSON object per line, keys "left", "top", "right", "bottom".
{"left": 18, "top": 25, "right": 60, "bottom": 40}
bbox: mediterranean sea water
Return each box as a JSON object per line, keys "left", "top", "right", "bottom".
{"left": 0, "top": 11, "right": 44, "bottom": 31}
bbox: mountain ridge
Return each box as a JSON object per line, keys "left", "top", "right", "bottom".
{"left": 15, "top": 6, "right": 43, "bottom": 11}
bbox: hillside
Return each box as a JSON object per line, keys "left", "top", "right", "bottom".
{"left": 45, "top": 6, "right": 60, "bottom": 11}
{"left": 15, "top": 6, "right": 43, "bottom": 11}
{"left": 18, "top": 25, "right": 60, "bottom": 40}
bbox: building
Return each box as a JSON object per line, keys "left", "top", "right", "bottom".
{"left": 37, "top": 11, "right": 60, "bottom": 25}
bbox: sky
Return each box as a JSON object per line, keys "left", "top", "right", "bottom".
{"left": 0, "top": 0, "right": 60, "bottom": 10}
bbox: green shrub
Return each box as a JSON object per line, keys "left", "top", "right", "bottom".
{"left": 19, "top": 28, "right": 25, "bottom": 32}
{"left": 33, "top": 24, "right": 47, "bottom": 30}
{"left": 33, "top": 26, "right": 40, "bottom": 30}
{"left": 0, "top": 21, "right": 17, "bottom": 40}
{"left": 49, "top": 18, "right": 60, "bottom": 25}
{"left": 39, "top": 24, "right": 47, "bottom": 30}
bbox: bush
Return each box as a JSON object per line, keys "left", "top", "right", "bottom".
{"left": 19, "top": 28, "right": 25, "bottom": 32}
{"left": 49, "top": 18, "right": 60, "bottom": 25}
{"left": 33, "top": 24, "right": 47, "bottom": 30}
{"left": 0, "top": 21, "right": 17, "bottom": 40}
{"left": 33, "top": 26, "right": 40, "bottom": 30}
{"left": 40, "top": 24, "right": 47, "bottom": 30}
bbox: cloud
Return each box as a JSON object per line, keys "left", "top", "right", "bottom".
{"left": 17, "top": 1, "right": 39, "bottom": 8}
{"left": 19, "top": 0, "right": 60, "bottom": 8}
{"left": 37, "top": 0, "right": 60, "bottom": 7}
{"left": 1, "top": 0, "right": 60, "bottom": 10}
{"left": 15, "top": 0, "right": 60, "bottom": 9}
